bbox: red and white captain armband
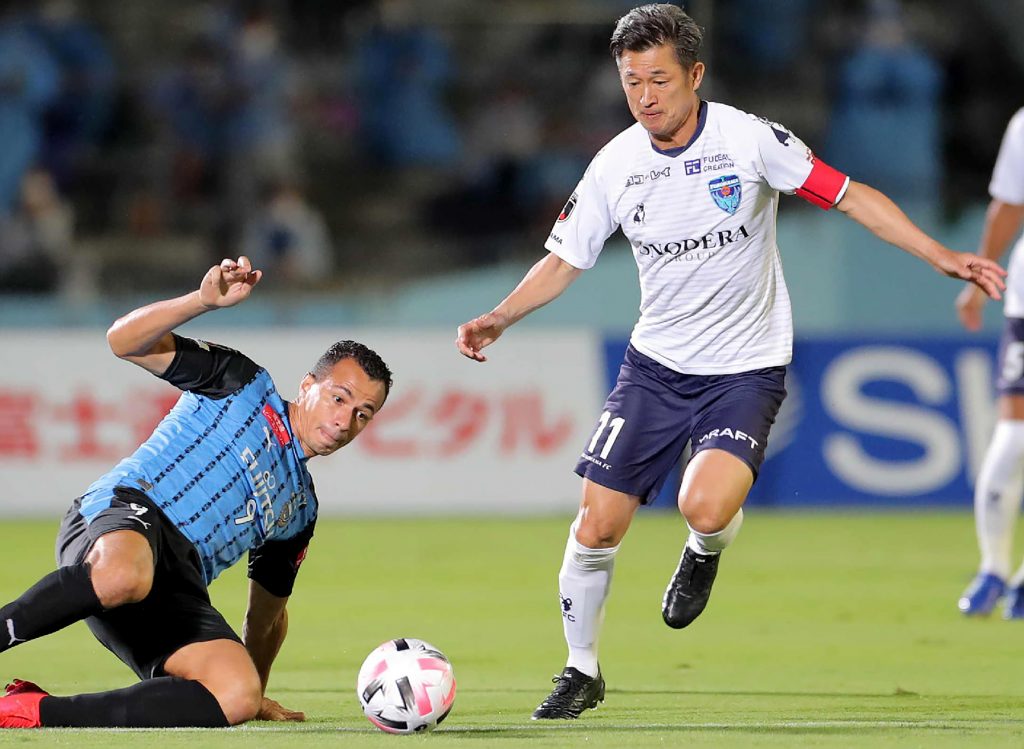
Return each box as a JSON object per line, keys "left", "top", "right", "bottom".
{"left": 795, "top": 159, "right": 850, "bottom": 210}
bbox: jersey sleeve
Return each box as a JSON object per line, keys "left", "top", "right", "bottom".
{"left": 990, "top": 109, "right": 1024, "bottom": 205}
{"left": 247, "top": 521, "right": 315, "bottom": 598}
{"left": 159, "top": 333, "right": 261, "bottom": 399}
{"left": 750, "top": 114, "right": 849, "bottom": 210}
{"left": 543, "top": 152, "right": 619, "bottom": 269}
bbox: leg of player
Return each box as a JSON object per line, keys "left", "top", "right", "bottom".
{"left": 961, "top": 395, "right": 1024, "bottom": 617}
{"left": 663, "top": 449, "right": 753, "bottom": 629}
{"left": 3, "top": 639, "right": 260, "bottom": 728}
{"left": 0, "top": 530, "right": 151, "bottom": 656}
{"left": 532, "top": 479, "right": 640, "bottom": 720}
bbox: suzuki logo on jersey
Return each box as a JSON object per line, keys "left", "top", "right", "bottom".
{"left": 635, "top": 225, "right": 749, "bottom": 260}
{"left": 698, "top": 427, "right": 759, "bottom": 450}
{"left": 632, "top": 203, "right": 645, "bottom": 225}
{"left": 709, "top": 174, "right": 742, "bottom": 214}
{"left": 625, "top": 166, "right": 671, "bottom": 187}
{"left": 684, "top": 158, "right": 701, "bottom": 175}
{"left": 557, "top": 192, "right": 578, "bottom": 222}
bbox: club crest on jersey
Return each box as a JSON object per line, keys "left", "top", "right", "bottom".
{"left": 557, "top": 192, "right": 578, "bottom": 222}
{"left": 708, "top": 174, "right": 742, "bottom": 214}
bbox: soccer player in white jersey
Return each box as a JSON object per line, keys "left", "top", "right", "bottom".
{"left": 456, "top": 4, "right": 1006, "bottom": 719}
{"left": 955, "top": 107, "right": 1024, "bottom": 619}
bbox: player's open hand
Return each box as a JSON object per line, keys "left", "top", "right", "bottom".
{"left": 456, "top": 311, "right": 508, "bottom": 362}
{"left": 936, "top": 251, "right": 1006, "bottom": 302}
{"left": 198, "top": 255, "right": 263, "bottom": 309}
{"left": 955, "top": 283, "right": 988, "bottom": 332}
{"left": 256, "top": 696, "right": 306, "bottom": 722}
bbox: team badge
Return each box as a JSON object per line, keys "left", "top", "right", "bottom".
{"left": 708, "top": 174, "right": 742, "bottom": 215}
{"left": 557, "top": 192, "right": 578, "bottom": 222}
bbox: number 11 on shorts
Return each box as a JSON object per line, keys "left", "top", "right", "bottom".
{"left": 587, "top": 411, "right": 625, "bottom": 460}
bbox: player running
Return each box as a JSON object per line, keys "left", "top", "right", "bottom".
{"left": 0, "top": 256, "right": 391, "bottom": 728}
{"left": 956, "top": 107, "right": 1024, "bottom": 619}
{"left": 456, "top": 3, "right": 1006, "bottom": 719}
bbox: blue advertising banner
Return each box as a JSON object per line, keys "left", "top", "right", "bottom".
{"left": 601, "top": 337, "right": 1000, "bottom": 507}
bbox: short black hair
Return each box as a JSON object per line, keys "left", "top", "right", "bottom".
{"left": 311, "top": 340, "right": 393, "bottom": 399}
{"left": 610, "top": 4, "right": 703, "bottom": 70}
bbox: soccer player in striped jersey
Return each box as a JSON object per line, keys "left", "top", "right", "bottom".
{"left": 956, "top": 107, "right": 1024, "bottom": 619}
{"left": 456, "top": 4, "right": 1006, "bottom": 719}
{"left": 0, "top": 256, "right": 392, "bottom": 728}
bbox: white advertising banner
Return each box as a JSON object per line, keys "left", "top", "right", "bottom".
{"left": 0, "top": 329, "right": 604, "bottom": 517}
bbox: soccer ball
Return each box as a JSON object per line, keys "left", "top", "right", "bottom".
{"left": 356, "top": 638, "right": 456, "bottom": 734}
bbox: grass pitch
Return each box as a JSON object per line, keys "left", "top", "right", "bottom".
{"left": 0, "top": 511, "right": 1022, "bottom": 747}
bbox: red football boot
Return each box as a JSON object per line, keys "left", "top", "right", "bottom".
{"left": 0, "top": 679, "right": 49, "bottom": 728}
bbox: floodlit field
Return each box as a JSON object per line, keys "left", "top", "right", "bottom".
{"left": 0, "top": 512, "right": 1022, "bottom": 747}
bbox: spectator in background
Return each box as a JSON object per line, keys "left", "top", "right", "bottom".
{"left": 0, "top": 3, "right": 59, "bottom": 215}
{"left": 28, "top": 0, "right": 115, "bottom": 190}
{"left": 222, "top": 2, "right": 300, "bottom": 242}
{"left": 824, "top": 0, "right": 942, "bottom": 202}
{"left": 241, "top": 181, "right": 333, "bottom": 287}
{"left": 150, "top": 36, "right": 231, "bottom": 211}
{"left": 0, "top": 167, "right": 73, "bottom": 293}
{"left": 353, "top": 0, "right": 461, "bottom": 168}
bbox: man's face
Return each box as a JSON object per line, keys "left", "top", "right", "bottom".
{"left": 292, "top": 358, "right": 387, "bottom": 458}
{"left": 618, "top": 43, "right": 704, "bottom": 147}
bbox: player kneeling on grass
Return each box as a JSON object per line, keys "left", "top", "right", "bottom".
{"left": 0, "top": 256, "right": 391, "bottom": 728}
{"left": 456, "top": 3, "right": 1007, "bottom": 720}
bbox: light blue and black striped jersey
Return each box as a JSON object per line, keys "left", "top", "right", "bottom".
{"left": 79, "top": 335, "right": 318, "bottom": 585}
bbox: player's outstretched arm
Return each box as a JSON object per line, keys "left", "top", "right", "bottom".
{"left": 243, "top": 580, "right": 306, "bottom": 722}
{"left": 956, "top": 199, "right": 1024, "bottom": 331}
{"left": 836, "top": 181, "right": 1007, "bottom": 300}
{"left": 456, "top": 252, "right": 583, "bottom": 362}
{"left": 106, "top": 256, "right": 263, "bottom": 376}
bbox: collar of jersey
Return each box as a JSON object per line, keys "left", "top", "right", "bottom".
{"left": 649, "top": 99, "right": 707, "bottom": 157}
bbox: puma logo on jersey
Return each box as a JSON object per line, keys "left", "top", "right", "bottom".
{"left": 6, "top": 618, "right": 24, "bottom": 646}
{"left": 127, "top": 502, "right": 152, "bottom": 529}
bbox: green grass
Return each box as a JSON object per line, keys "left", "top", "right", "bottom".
{"left": 1, "top": 511, "right": 1023, "bottom": 747}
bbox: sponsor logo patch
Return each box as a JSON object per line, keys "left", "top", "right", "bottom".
{"left": 684, "top": 158, "right": 702, "bottom": 175}
{"left": 557, "top": 192, "right": 578, "bottom": 222}
{"left": 262, "top": 404, "right": 291, "bottom": 446}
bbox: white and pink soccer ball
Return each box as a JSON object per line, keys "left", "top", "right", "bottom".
{"left": 356, "top": 638, "right": 456, "bottom": 734}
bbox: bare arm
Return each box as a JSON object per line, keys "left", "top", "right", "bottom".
{"left": 955, "top": 199, "right": 1024, "bottom": 331}
{"left": 243, "top": 580, "right": 305, "bottom": 722}
{"left": 836, "top": 180, "right": 1006, "bottom": 300}
{"left": 456, "top": 252, "right": 583, "bottom": 362}
{"left": 106, "top": 256, "right": 262, "bottom": 376}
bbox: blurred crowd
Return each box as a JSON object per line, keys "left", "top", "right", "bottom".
{"left": 0, "top": 0, "right": 1020, "bottom": 299}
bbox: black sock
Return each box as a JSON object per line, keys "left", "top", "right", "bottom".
{"left": 0, "top": 565, "right": 103, "bottom": 653}
{"left": 39, "top": 677, "right": 229, "bottom": 728}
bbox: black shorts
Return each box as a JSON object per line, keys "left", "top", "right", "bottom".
{"left": 55, "top": 488, "right": 241, "bottom": 680}
{"left": 575, "top": 345, "right": 787, "bottom": 503}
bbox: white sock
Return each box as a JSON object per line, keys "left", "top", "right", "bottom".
{"left": 974, "top": 421, "right": 1024, "bottom": 579}
{"left": 558, "top": 520, "right": 618, "bottom": 679}
{"left": 686, "top": 508, "right": 744, "bottom": 555}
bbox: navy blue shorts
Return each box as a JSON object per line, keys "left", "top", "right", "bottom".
{"left": 997, "top": 318, "right": 1024, "bottom": 395}
{"left": 575, "top": 345, "right": 787, "bottom": 503}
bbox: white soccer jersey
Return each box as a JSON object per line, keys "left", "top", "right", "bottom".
{"left": 545, "top": 100, "right": 849, "bottom": 374}
{"left": 989, "top": 108, "right": 1024, "bottom": 318}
